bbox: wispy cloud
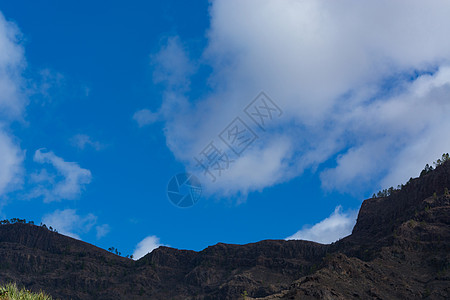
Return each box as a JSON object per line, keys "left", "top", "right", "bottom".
{"left": 149, "top": 0, "right": 450, "bottom": 197}
{"left": 132, "top": 235, "right": 164, "bottom": 260}
{"left": 133, "top": 109, "right": 159, "bottom": 127}
{"left": 29, "top": 149, "right": 92, "bottom": 202}
{"left": 151, "top": 36, "right": 196, "bottom": 91}
{"left": 70, "top": 134, "right": 105, "bottom": 151}
{"left": 42, "top": 209, "right": 98, "bottom": 240}
{"left": 95, "top": 224, "right": 110, "bottom": 239}
{"left": 33, "top": 68, "right": 66, "bottom": 104}
{"left": 286, "top": 206, "right": 357, "bottom": 244}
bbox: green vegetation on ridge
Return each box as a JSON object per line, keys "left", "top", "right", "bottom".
{"left": 372, "top": 153, "right": 450, "bottom": 198}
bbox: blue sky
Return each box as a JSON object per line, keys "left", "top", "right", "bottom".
{"left": 1, "top": 0, "right": 450, "bottom": 259}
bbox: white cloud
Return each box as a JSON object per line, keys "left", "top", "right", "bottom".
{"left": 95, "top": 224, "right": 110, "bottom": 239}
{"left": 321, "top": 66, "right": 450, "bottom": 191}
{"left": 41, "top": 209, "right": 97, "bottom": 240}
{"left": 200, "top": 137, "right": 295, "bottom": 197}
{"left": 0, "top": 11, "right": 26, "bottom": 121}
{"left": 0, "top": 128, "right": 24, "bottom": 196}
{"left": 133, "top": 109, "right": 159, "bottom": 127}
{"left": 0, "top": 12, "right": 95, "bottom": 207}
{"left": 151, "top": 0, "right": 450, "bottom": 196}
{"left": 0, "top": 11, "right": 26, "bottom": 198}
{"left": 132, "top": 235, "right": 163, "bottom": 260}
{"left": 286, "top": 206, "right": 357, "bottom": 244}
{"left": 29, "top": 149, "right": 92, "bottom": 202}
{"left": 70, "top": 134, "right": 104, "bottom": 151}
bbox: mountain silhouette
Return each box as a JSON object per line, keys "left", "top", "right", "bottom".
{"left": 0, "top": 161, "right": 449, "bottom": 299}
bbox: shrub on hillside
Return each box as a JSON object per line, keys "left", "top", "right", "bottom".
{"left": 0, "top": 283, "right": 52, "bottom": 300}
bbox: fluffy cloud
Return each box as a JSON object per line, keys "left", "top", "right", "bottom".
{"left": 42, "top": 209, "right": 98, "bottom": 240}
{"left": 0, "top": 12, "right": 26, "bottom": 121}
{"left": 151, "top": 0, "right": 450, "bottom": 196}
{"left": 321, "top": 67, "right": 450, "bottom": 191}
{"left": 286, "top": 206, "right": 357, "bottom": 244}
{"left": 132, "top": 235, "right": 163, "bottom": 260}
{"left": 133, "top": 109, "right": 159, "bottom": 127}
{"left": 29, "top": 149, "right": 92, "bottom": 202}
{"left": 0, "top": 11, "right": 26, "bottom": 198}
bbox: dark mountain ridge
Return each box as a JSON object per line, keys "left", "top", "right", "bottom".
{"left": 1, "top": 161, "right": 449, "bottom": 299}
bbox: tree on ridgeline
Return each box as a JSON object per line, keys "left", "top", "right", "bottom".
{"left": 374, "top": 153, "right": 450, "bottom": 199}
{"left": 434, "top": 153, "right": 450, "bottom": 167}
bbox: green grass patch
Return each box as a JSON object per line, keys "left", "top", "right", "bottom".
{"left": 0, "top": 283, "right": 52, "bottom": 300}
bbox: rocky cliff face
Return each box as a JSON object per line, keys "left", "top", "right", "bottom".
{"left": 0, "top": 162, "right": 449, "bottom": 299}
{"left": 261, "top": 161, "right": 450, "bottom": 299}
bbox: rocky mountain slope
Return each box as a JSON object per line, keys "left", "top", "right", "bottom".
{"left": 0, "top": 161, "right": 449, "bottom": 299}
